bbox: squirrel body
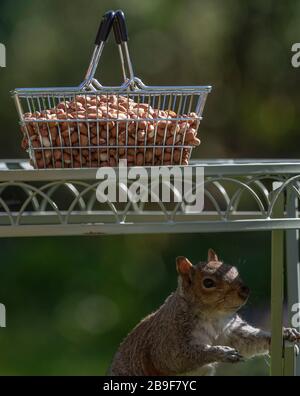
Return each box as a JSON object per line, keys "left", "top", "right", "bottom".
{"left": 109, "top": 250, "right": 300, "bottom": 376}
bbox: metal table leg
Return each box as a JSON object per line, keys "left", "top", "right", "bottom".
{"left": 285, "top": 188, "right": 300, "bottom": 375}
{"left": 270, "top": 189, "right": 284, "bottom": 375}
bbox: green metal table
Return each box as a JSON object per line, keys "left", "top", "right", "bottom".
{"left": 0, "top": 158, "right": 299, "bottom": 375}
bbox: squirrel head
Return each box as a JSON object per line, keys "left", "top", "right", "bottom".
{"left": 176, "top": 249, "right": 250, "bottom": 317}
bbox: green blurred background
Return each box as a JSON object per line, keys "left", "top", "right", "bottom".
{"left": 0, "top": 0, "right": 299, "bottom": 375}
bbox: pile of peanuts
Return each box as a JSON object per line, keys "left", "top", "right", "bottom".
{"left": 21, "top": 94, "right": 201, "bottom": 168}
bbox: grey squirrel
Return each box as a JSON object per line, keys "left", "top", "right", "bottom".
{"left": 109, "top": 249, "right": 300, "bottom": 376}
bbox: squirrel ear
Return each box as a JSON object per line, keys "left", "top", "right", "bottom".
{"left": 207, "top": 248, "right": 219, "bottom": 262}
{"left": 176, "top": 256, "right": 193, "bottom": 275}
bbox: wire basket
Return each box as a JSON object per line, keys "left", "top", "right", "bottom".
{"left": 12, "top": 10, "right": 211, "bottom": 169}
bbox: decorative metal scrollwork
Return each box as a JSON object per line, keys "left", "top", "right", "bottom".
{"left": 0, "top": 172, "right": 298, "bottom": 227}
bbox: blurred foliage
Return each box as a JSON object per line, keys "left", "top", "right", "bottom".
{"left": 0, "top": 0, "right": 297, "bottom": 375}
{"left": 1, "top": 0, "right": 300, "bottom": 158}
{"left": 0, "top": 233, "right": 271, "bottom": 375}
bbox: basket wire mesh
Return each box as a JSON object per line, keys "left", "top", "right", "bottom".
{"left": 12, "top": 10, "right": 211, "bottom": 169}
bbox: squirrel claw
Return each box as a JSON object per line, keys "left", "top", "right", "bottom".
{"left": 228, "top": 352, "right": 244, "bottom": 363}
{"left": 283, "top": 327, "right": 300, "bottom": 343}
{"left": 218, "top": 346, "right": 244, "bottom": 363}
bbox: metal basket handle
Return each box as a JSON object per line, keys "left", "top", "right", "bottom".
{"left": 113, "top": 10, "right": 135, "bottom": 83}
{"left": 95, "top": 10, "right": 115, "bottom": 44}
{"left": 81, "top": 10, "right": 115, "bottom": 90}
{"left": 112, "top": 10, "right": 151, "bottom": 90}
{"left": 83, "top": 9, "right": 143, "bottom": 91}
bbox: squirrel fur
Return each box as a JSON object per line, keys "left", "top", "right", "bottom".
{"left": 109, "top": 249, "right": 300, "bottom": 376}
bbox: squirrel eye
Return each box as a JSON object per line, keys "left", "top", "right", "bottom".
{"left": 202, "top": 278, "right": 216, "bottom": 289}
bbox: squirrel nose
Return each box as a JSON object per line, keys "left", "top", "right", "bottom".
{"left": 238, "top": 285, "right": 250, "bottom": 299}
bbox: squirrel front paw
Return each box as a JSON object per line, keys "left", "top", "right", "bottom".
{"left": 214, "top": 346, "right": 244, "bottom": 363}
{"left": 283, "top": 327, "right": 300, "bottom": 343}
